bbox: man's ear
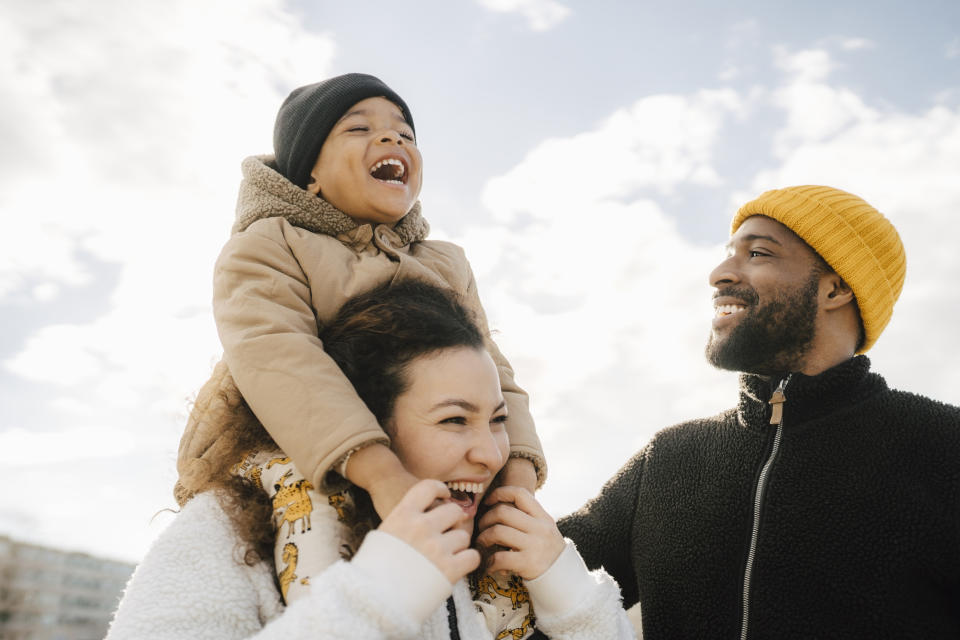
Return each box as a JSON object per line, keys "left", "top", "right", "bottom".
{"left": 821, "top": 273, "right": 855, "bottom": 310}
{"left": 305, "top": 176, "right": 321, "bottom": 195}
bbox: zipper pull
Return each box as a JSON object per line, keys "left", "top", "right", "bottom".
{"left": 768, "top": 376, "right": 791, "bottom": 425}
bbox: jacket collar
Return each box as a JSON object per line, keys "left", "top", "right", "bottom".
{"left": 232, "top": 155, "right": 430, "bottom": 247}
{"left": 736, "top": 355, "right": 887, "bottom": 431}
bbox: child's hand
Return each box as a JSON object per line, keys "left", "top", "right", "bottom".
{"left": 475, "top": 486, "right": 565, "bottom": 580}
{"left": 498, "top": 456, "right": 538, "bottom": 494}
{"left": 345, "top": 443, "right": 419, "bottom": 519}
{"left": 378, "top": 479, "right": 480, "bottom": 584}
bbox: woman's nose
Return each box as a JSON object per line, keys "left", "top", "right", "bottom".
{"left": 467, "top": 429, "right": 505, "bottom": 470}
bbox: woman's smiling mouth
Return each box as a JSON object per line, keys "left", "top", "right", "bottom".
{"left": 445, "top": 481, "right": 485, "bottom": 512}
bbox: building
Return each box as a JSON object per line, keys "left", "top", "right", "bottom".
{"left": 0, "top": 535, "right": 134, "bottom": 640}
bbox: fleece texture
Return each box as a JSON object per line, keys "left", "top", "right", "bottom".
{"left": 559, "top": 356, "right": 960, "bottom": 639}
{"left": 106, "top": 492, "right": 636, "bottom": 639}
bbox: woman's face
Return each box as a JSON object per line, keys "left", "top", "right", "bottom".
{"left": 389, "top": 346, "right": 509, "bottom": 534}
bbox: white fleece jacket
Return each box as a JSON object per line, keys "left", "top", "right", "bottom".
{"left": 106, "top": 492, "right": 635, "bottom": 639}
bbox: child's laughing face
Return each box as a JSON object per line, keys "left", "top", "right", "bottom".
{"left": 306, "top": 96, "right": 423, "bottom": 226}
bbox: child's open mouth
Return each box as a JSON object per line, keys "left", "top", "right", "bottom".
{"left": 444, "top": 481, "right": 484, "bottom": 510}
{"left": 369, "top": 157, "right": 406, "bottom": 185}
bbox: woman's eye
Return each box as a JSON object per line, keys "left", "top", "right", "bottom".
{"left": 491, "top": 415, "right": 508, "bottom": 427}
{"left": 347, "top": 126, "right": 369, "bottom": 132}
{"left": 749, "top": 250, "right": 769, "bottom": 258}
{"left": 400, "top": 132, "right": 415, "bottom": 141}
{"left": 441, "top": 416, "right": 467, "bottom": 425}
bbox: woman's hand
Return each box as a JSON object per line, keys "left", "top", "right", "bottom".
{"left": 475, "top": 486, "right": 566, "bottom": 580}
{"left": 378, "top": 479, "right": 481, "bottom": 584}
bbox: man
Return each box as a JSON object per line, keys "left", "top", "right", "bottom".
{"left": 559, "top": 185, "right": 960, "bottom": 638}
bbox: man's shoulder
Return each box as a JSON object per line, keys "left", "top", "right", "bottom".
{"left": 651, "top": 407, "right": 741, "bottom": 443}
{"left": 879, "top": 387, "right": 960, "bottom": 435}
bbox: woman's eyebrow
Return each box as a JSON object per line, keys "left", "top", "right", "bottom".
{"left": 429, "top": 399, "right": 506, "bottom": 413}
{"left": 430, "top": 399, "right": 479, "bottom": 413}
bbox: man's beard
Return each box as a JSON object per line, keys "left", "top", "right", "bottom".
{"left": 705, "top": 272, "right": 820, "bottom": 375}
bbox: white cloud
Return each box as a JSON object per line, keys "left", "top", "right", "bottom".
{"left": 839, "top": 37, "right": 875, "bottom": 51}
{"left": 774, "top": 46, "right": 834, "bottom": 82}
{"left": 0, "top": 0, "right": 335, "bottom": 561}
{"left": 460, "top": 47, "right": 960, "bottom": 517}
{"left": 771, "top": 47, "right": 876, "bottom": 154}
{"left": 476, "top": 0, "right": 571, "bottom": 31}
{"left": 748, "top": 50, "right": 960, "bottom": 406}
{"left": 483, "top": 89, "right": 744, "bottom": 223}
{"left": 458, "top": 89, "right": 748, "bottom": 514}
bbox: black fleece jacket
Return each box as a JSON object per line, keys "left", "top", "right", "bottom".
{"left": 559, "top": 356, "right": 960, "bottom": 639}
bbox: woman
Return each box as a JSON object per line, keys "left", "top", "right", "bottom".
{"left": 107, "top": 281, "right": 635, "bottom": 639}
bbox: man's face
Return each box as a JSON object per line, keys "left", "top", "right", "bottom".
{"left": 705, "top": 215, "right": 825, "bottom": 375}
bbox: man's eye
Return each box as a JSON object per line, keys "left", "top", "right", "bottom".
{"left": 400, "top": 132, "right": 415, "bottom": 141}
{"left": 749, "top": 250, "right": 769, "bottom": 258}
{"left": 347, "top": 126, "right": 369, "bottom": 132}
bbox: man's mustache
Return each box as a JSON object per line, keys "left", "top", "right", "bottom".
{"left": 713, "top": 286, "right": 759, "bottom": 306}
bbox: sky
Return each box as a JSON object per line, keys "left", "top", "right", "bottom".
{"left": 1, "top": 0, "right": 959, "bottom": 564}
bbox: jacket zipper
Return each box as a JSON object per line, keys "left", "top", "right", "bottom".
{"left": 739, "top": 374, "right": 791, "bottom": 640}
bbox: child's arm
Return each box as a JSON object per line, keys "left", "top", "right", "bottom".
{"left": 344, "top": 443, "right": 419, "bottom": 519}
{"left": 213, "top": 222, "right": 394, "bottom": 495}
{"left": 458, "top": 257, "right": 547, "bottom": 490}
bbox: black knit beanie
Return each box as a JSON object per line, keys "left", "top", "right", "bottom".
{"left": 273, "top": 73, "right": 415, "bottom": 190}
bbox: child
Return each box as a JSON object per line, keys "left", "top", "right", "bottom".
{"left": 175, "top": 73, "right": 544, "bottom": 532}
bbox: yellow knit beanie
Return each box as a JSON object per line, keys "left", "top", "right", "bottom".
{"left": 731, "top": 185, "right": 906, "bottom": 353}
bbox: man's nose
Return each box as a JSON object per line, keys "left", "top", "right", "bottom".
{"left": 709, "top": 256, "right": 741, "bottom": 288}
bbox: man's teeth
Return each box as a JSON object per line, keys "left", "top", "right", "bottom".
{"left": 445, "top": 481, "right": 484, "bottom": 494}
{"left": 716, "top": 304, "right": 746, "bottom": 317}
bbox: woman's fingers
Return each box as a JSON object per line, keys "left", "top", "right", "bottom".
{"left": 475, "top": 521, "right": 527, "bottom": 551}
{"left": 476, "top": 493, "right": 567, "bottom": 580}
{"left": 477, "top": 503, "right": 535, "bottom": 536}
{"left": 378, "top": 479, "right": 477, "bottom": 584}
{"left": 399, "top": 478, "right": 452, "bottom": 512}
{"left": 450, "top": 547, "right": 482, "bottom": 577}
{"left": 485, "top": 548, "right": 524, "bottom": 576}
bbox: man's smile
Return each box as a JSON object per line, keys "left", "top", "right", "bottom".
{"left": 715, "top": 303, "right": 746, "bottom": 318}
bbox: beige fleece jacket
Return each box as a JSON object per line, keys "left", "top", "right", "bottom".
{"left": 176, "top": 156, "right": 544, "bottom": 497}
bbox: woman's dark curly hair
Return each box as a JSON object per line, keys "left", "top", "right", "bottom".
{"left": 193, "top": 280, "right": 487, "bottom": 564}
{"left": 323, "top": 280, "right": 486, "bottom": 426}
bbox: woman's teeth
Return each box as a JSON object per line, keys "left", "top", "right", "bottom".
{"left": 445, "top": 481, "right": 484, "bottom": 494}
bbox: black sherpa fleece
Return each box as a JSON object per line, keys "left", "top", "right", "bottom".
{"left": 559, "top": 356, "right": 960, "bottom": 639}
